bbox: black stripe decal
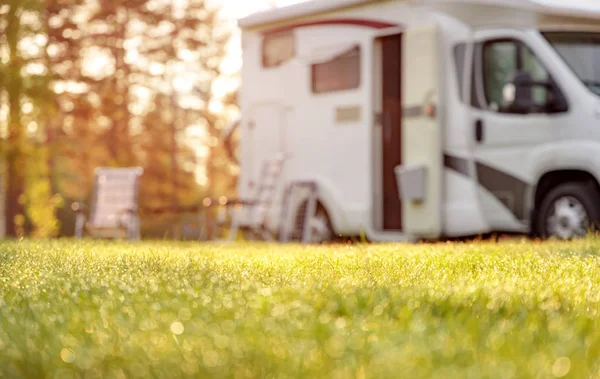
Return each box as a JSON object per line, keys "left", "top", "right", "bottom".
{"left": 475, "top": 162, "right": 528, "bottom": 221}
{"left": 444, "top": 154, "right": 470, "bottom": 177}
{"left": 443, "top": 153, "right": 529, "bottom": 221}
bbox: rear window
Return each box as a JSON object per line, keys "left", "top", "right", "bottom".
{"left": 262, "top": 30, "right": 295, "bottom": 68}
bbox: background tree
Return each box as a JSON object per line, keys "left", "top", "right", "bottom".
{"left": 0, "top": 0, "right": 62, "bottom": 237}
{"left": 0, "top": 0, "right": 239, "bottom": 239}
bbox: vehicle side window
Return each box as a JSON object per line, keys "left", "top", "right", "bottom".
{"left": 482, "top": 40, "right": 518, "bottom": 111}
{"left": 262, "top": 30, "right": 295, "bottom": 68}
{"left": 521, "top": 45, "right": 550, "bottom": 106}
{"left": 311, "top": 45, "right": 360, "bottom": 94}
{"left": 453, "top": 43, "right": 467, "bottom": 103}
{"left": 480, "top": 38, "right": 560, "bottom": 114}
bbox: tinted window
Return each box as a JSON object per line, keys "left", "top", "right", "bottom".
{"left": 482, "top": 40, "right": 518, "bottom": 110}
{"left": 480, "top": 39, "right": 559, "bottom": 113}
{"left": 521, "top": 44, "right": 550, "bottom": 106}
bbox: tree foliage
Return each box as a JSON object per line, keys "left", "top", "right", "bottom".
{"left": 0, "top": 0, "right": 239, "bottom": 238}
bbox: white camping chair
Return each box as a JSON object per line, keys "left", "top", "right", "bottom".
{"left": 226, "top": 153, "right": 289, "bottom": 241}
{"left": 73, "top": 167, "right": 143, "bottom": 241}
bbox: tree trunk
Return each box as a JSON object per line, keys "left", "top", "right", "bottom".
{"left": 170, "top": 91, "right": 179, "bottom": 239}
{"left": 5, "top": 4, "right": 26, "bottom": 237}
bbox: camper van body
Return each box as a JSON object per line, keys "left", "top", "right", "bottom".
{"left": 233, "top": 0, "right": 600, "bottom": 242}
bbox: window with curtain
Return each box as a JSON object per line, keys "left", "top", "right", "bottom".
{"left": 262, "top": 30, "right": 295, "bottom": 68}
{"left": 311, "top": 45, "right": 361, "bottom": 94}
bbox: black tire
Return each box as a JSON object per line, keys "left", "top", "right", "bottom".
{"left": 534, "top": 181, "right": 600, "bottom": 239}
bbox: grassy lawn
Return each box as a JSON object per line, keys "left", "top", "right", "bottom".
{"left": 2, "top": 238, "right": 600, "bottom": 378}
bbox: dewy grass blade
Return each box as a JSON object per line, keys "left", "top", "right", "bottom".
{"left": 0, "top": 238, "right": 599, "bottom": 378}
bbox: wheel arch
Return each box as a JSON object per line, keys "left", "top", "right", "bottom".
{"left": 529, "top": 169, "right": 600, "bottom": 231}
{"left": 526, "top": 142, "right": 600, "bottom": 219}
{"left": 291, "top": 197, "right": 335, "bottom": 239}
{"left": 282, "top": 177, "right": 351, "bottom": 238}
{"left": 533, "top": 169, "right": 600, "bottom": 207}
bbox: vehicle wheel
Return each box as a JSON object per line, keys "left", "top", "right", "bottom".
{"left": 292, "top": 201, "right": 335, "bottom": 244}
{"left": 535, "top": 182, "right": 600, "bottom": 240}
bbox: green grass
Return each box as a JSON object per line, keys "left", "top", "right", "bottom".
{"left": 2, "top": 238, "right": 600, "bottom": 378}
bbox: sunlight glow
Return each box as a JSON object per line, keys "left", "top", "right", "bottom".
{"left": 81, "top": 47, "right": 116, "bottom": 80}
{"left": 23, "top": 63, "right": 47, "bottom": 76}
{"left": 173, "top": 76, "right": 194, "bottom": 93}
{"left": 22, "top": 103, "right": 34, "bottom": 115}
{"left": 209, "top": 100, "right": 224, "bottom": 114}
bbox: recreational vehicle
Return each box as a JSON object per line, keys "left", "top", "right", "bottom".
{"left": 223, "top": 0, "right": 600, "bottom": 243}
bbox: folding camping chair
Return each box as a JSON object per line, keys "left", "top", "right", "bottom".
{"left": 225, "top": 153, "right": 289, "bottom": 241}
{"left": 73, "top": 167, "right": 143, "bottom": 241}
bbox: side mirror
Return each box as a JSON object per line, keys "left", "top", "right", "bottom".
{"left": 502, "top": 71, "right": 568, "bottom": 114}
{"left": 502, "top": 71, "right": 533, "bottom": 114}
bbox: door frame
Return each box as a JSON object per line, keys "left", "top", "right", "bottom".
{"left": 371, "top": 30, "right": 405, "bottom": 234}
{"left": 381, "top": 33, "right": 404, "bottom": 231}
{"left": 368, "top": 24, "right": 445, "bottom": 242}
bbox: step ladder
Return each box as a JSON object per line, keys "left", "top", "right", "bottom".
{"left": 227, "top": 153, "right": 289, "bottom": 241}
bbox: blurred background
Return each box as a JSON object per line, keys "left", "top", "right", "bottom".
{"left": 0, "top": 0, "right": 306, "bottom": 240}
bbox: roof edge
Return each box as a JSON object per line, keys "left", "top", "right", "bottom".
{"left": 238, "top": 0, "right": 600, "bottom": 30}
{"left": 238, "top": 0, "right": 382, "bottom": 29}
{"left": 425, "top": 0, "right": 600, "bottom": 21}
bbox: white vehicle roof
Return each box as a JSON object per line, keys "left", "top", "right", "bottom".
{"left": 238, "top": 0, "right": 600, "bottom": 29}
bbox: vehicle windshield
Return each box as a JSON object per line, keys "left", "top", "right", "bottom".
{"left": 542, "top": 31, "right": 600, "bottom": 96}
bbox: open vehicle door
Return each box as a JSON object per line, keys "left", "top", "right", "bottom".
{"left": 397, "top": 23, "right": 443, "bottom": 239}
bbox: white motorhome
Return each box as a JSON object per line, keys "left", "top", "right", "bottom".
{"left": 224, "top": 0, "right": 600, "bottom": 243}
